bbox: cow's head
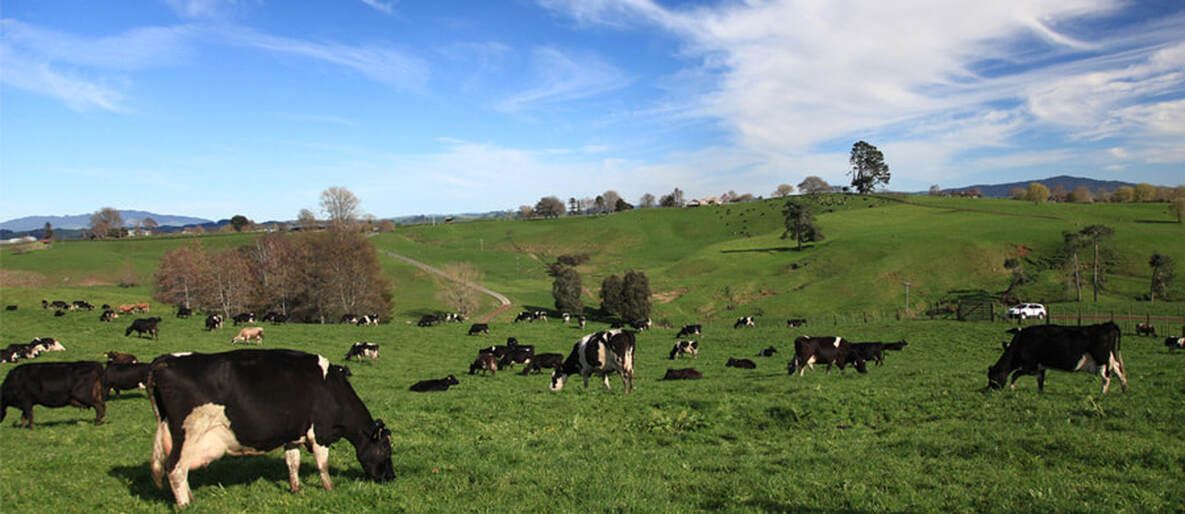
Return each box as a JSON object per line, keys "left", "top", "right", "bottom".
{"left": 356, "top": 419, "right": 396, "bottom": 483}
{"left": 986, "top": 365, "right": 1008, "bottom": 389}
{"left": 549, "top": 370, "right": 568, "bottom": 392}
{"left": 446, "top": 374, "right": 459, "bottom": 386}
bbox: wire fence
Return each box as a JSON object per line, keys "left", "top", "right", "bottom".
{"left": 805, "top": 305, "right": 1185, "bottom": 338}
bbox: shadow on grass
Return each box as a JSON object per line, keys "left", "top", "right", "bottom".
{"left": 1134, "top": 219, "right": 1177, "bottom": 224}
{"left": 109, "top": 457, "right": 369, "bottom": 504}
{"left": 720, "top": 246, "right": 812, "bottom": 254}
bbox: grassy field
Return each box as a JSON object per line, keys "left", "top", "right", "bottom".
{"left": 0, "top": 296, "right": 1182, "bottom": 512}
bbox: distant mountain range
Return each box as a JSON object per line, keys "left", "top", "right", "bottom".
{"left": 945, "top": 175, "right": 1139, "bottom": 198}
{"left": 0, "top": 210, "right": 213, "bottom": 232}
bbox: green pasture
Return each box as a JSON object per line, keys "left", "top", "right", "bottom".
{"left": 0, "top": 300, "right": 1182, "bottom": 512}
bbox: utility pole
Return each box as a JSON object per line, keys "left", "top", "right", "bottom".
{"left": 903, "top": 281, "right": 911, "bottom": 311}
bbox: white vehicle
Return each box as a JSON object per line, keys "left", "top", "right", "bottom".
{"left": 1007, "top": 303, "right": 1047, "bottom": 320}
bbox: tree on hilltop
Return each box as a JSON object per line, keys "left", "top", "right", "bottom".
{"left": 848, "top": 141, "right": 890, "bottom": 193}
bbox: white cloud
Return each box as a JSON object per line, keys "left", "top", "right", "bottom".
{"left": 360, "top": 0, "right": 395, "bottom": 15}
{"left": 495, "top": 47, "right": 630, "bottom": 112}
{"left": 164, "top": 0, "right": 246, "bottom": 19}
{"left": 1, "top": 19, "right": 196, "bottom": 70}
{"left": 0, "top": 47, "right": 125, "bottom": 112}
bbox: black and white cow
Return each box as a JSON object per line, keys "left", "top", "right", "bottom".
{"left": 468, "top": 323, "right": 490, "bottom": 336}
{"left": 1, "top": 361, "right": 106, "bottom": 428}
{"left": 344, "top": 342, "right": 380, "bottom": 362}
{"left": 578, "top": 316, "right": 587, "bottom": 329}
{"left": 205, "top": 314, "right": 224, "bottom": 331}
{"left": 146, "top": 349, "right": 395, "bottom": 507}
{"left": 675, "top": 324, "right": 702, "bottom": 338}
{"left": 514, "top": 311, "right": 534, "bottom": 323}
{"left": 1136, "top": 323, "right": 1157, "bottom": 337}
{"left": 443, "top": 312, "right": 465, "bottom": 323}
{"left": 356, "top": 315, "right": 380, "bottom": 326}
{"left": 725, "top": 358, "right": 757, "bottom": 369}
{"left": 1165, "top": 336, "right": 1185, "bottom": 351}
{"left": 417, "top": 314, "right": 441, "bottom": 327}
{"left": 561, "top": 312, "right": 571, "bottom": 324}
{"left": 550, "top": 330, "right": 636, "bottom": 393}
{"left": 100, "top": 309, "right": 118, "bottom": 322}
{"left": 104, "top": 362, "right": 151, "bottom": 396}
{"left": 786, "top": 318, "right": 808, "bottom": 328}
{"left": 106, "top": 351, "right": 139, "bottom": 365}
{"left": 662, "top": 368, "right": 702, "bottom": 380}
{"left": 126, "top": 317, "right": 161, "bottom": 339}
{"left": 50, "top": 300, "right": 70, "bottom": 311}
{"left": 340, "top": 314, "right": 360, "bottom": 324}
{"left": 232, "top": 312, "right": 256, "bottom": 325}
{"left": 629, "top": 318, "right": 652, "bottom": 331}
{"left": 987, "top": 323, "right": 1127, "bottom": 394}
{"left": 520, "top": 353, "right": 564, "bottom": 375}
{"left": 668, "top": 340, "right": 699, "bottom": 360}
{"left": 734, "top": 316, "right": 756, "bottom": 329}
{"left": 73, "top": 300, "right": 95, "bottom": 311}
{"left": 787, "top": 336, "right": 867, "bottom": 376}
{"left": 409, "top": 375, "right": 459, "bottom": 392}
{"left": 756, "top": 346, "right": 777, "bottom": 357}
{"left": 176, "top": 306, "right": 193, "bottom": 319}
{"left": 468, "top": 353, "right": 498, "bottom": 376}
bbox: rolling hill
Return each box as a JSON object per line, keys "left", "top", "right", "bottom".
{"left": 0, "top": 210, "right": 212, "bottom": 232}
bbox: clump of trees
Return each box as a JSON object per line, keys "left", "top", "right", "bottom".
{"left": 154, "top": 230, "right": 392, "bottom": 322}
{"left": 89, "top": 207, "right": 125, "bottom": 239}
{"left": 798, "top": 176, "right": 831, "bottom": 195}
{"left": 599, "top": 270, "right": 651, "bottom": 322}
{"left": 436, "top": 263, "right": 483, "bottom": 317}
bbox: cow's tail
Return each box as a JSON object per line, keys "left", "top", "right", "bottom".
{"left": 146, "top": 364, "right": 172, "bottom": 489}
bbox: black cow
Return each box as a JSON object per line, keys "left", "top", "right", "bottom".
{"left": 734, "top": 316, "right": 756, "bottom": 329}
{"left": 1136, "top": 323, "right": 1156, "bottom": 337}
{"left": 786, "top": 318, "right": 807, "bottom": 328}
{"left": 726, "top": 357, "right": 757, "bottom": 369}
{"left": 417, "top": 314, "right": 441, "bottom": 327}
{"left": 668, "top": 340, "right": 699, "bottom": 360}
{"left": 787, "top": 336, "right": 867, "bottom": 376}
{"left": 146, "top": 349, "right": 395, "bottom": 507}
{"left": 54, "top": 310, "right": 66, "bottom": 317}
{"left": 987, "top": 323, "right": 1128, "bottom": 394}
{"left": 125, "top": 317, "right": 161, "bottom": 339}
{"left": 73, "top": 300, "right": 95, "bottom": 311}
{"left": 106, "top": 351, "right": 138, "bottom": 365}
{"left": 344, "top": 342, "right": 380, "bottom": 362}
{"left": 205, "top": 314, "right": 224, "bottom": 331}
{"left": 410, "top": 375, "right": 459, "bottom": 392}
{"left": 468, "top": 323, "right": 490, "bottom": 336}
{"left": 675, "top": 324, "right": 702, "bottom": 338}
{"left": 756, "top": 346, "right": 777, "bottom": 357}
{"left": 848, "top": 340, "right": 908, "bottom": 366}
{"left": 469, "top": 353, "right": 498, "bottom": 375}
{"left": 50, "top": 300, "right": 70, "bottom": 310}
{"left": 232, "top": 312, "right": 255, "bottom": 325}
{"left": 4, "top": 305, "right": 16, "bottom": 311}
{"left": 520, "top": 353, "right": 564, "bottom": 375}
{"left": 176, "top": 306, "right": 193, "bottom": 319}
{"left": 99, "top": 309, "right": 118, "bottom": 322}
{"left": 261, "top": 311, "right": 287, "bottom": 324}
{"left": 1165, "top": 337, "right": 1185, "bottom": 351}
{"left": 1, "top": 361, "right": 106, "bottom": 428}
{"left": 104, "top": 362, "right": 151, "bottom": 396}
{"left": 663, "top": 368, "right": 702, "bottom": 380}
{"left": 550, "top": 330, "right": 636, "bottom": 393}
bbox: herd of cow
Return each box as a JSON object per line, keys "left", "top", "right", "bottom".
{"left": 1, "top": 298, "right": 1180, "bottom": 508}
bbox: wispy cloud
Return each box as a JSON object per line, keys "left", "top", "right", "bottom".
{"left": 0, "top": 45, "right": 126, "bottom": 112}
{"left": 164, "top": 0, "right": 248, "bottom": 20}
{"left": 360, "top": 0, "right": 395, "bottom": 15}
{"left": 495, "top": 47, "right": 630, "bottom": 112}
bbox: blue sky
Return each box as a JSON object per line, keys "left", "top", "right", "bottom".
{"left": 1, "top": 0, "right": 1182, "bottom": 221}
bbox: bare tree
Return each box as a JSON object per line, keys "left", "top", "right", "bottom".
{"left": 797, "top": 176, "right": 831, "bottom": 195}
{"left": 518, "top": 205, "right": 536, "bottom": 219}
{"left": 298, "top": 208, "right": 319, "bottom": 230}
{"left": 143, "top": 217, "right": 158, "bottom": 231}
{"left": 602, "top": 191, "right": 622, "bottom": 212}
{"left": 436, "top": 262, "right": 484, "bottom": 317}
{"left": 202, "top": 248, "right": 255, "bottom": 317}
{"left": 90, "top": 207, "right": 124, "bottom": 239}
{"left": 246, "top": 233, "right": 301, "bottom": 315}
{"left": 154, "top": 241, "right": 207, "bottom": 309}
{"left": 320, "top": 186, "right": 360, "bottom": 229}
{"left": 535, "top": 196, "right": 566, "bottom": 218}
{"left": 928, "top": 185, "right": 942, "bottom": 196}
{"left": 639, "top": 193, "right": 656, "bottom": 208}
{"left": 773, "top": 184, "right": 795, "bottom": 197}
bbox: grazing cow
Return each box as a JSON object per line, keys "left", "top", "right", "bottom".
{"left": 410, "top": 375, "right": 459, "bottom": 392}
{"left": 848, "top": 340, "right": 908, "bottom": 366}
{"left": 533, "top": 311, "right": 549, "bottom": 322}
{"left": 231, "top": 327, "right": 265, "bottom": 344}
{"left": 100, "top": 309, "right": 118, "bottom": 322}
{"left": 786, "top": 318, "right": 808, "bottom": 328}
{"left": 73, "top": 300, "right": 95, "bottom": 311}
{"left": 469, "top": 353, "right": 498, "bottom": 375}
{"left": 787, "top": 336, "right": 867, "bottom": 376}
{"left": 443, "top": 312, "right": 465, "bottom": 323}
{"left": 205, "top": 314, "right": 224, "bottom": 331}
{"left": 550, "top": 330, "right": 636, "bottom": 393}
{"left": 663, "top": 368, "right": 703, "bottom": 380}
{"left": 54, "top": 310, "right": 66, "bottom": 317}
{"left": 629, "top": 318, "right": 652, "bottom": 331}
{"left": 520, "top": 353, "right": 564, "bottom": 375}
{"left": 468, "top": 323, "right": 490, "bottom": 336}
{"left": 668, "top": 340, "right": 699, "bottom": 360}
{"left": 1165, "top": 337, "right": 1185, "bottom": 351}
{"left": 514, "top": 311, "right": 534, "bottom": 323}
{"left": 498, "top": 347, "right": 535, "bottom": 369}
{"left": 726, "top": 358, "right": 757, "bottom": 369}
{"left": 756, "top": 346, "right": 777, "bottom": 357}
{"left": 262, "top": 311, "right": 287, "bottom": 324}
{"left": 176, "top": 306, "right": 193, "bottom": 319}
{"left": 50, "top": 300, "right": 70, "bottom": 311}
{"left": 104, "top": 362, "right": 152, "bottom": 396}
{"left": 118, "top": 304, "right": 137, "bottom": 315}
{"left": 232, "top": 312, "right": 255, "bottom": 325}
{"left": 1136, "top": 323, "right": 1157, "bottom": 337}
{"left": 417, "top": 314, "right": 441, "bottom": 327}
{"left": 734, "top": 316, "right": 756, "bottom": 329}
{"left": 106, "top": 351, "right": 139, "bottom": 365}
{"left": 4, "top": 305, "right": 16, "bottom": 311}
{"left": 125, "top": 317, "right": 161, "bottom": 339}
{"left": 987, "top": 323, "right": 1128, "bottom": 394}
{"left": 344, "top": 342, "right": 380, "bottom": 362}
{"left": 1, "top": 361, "right": 106, "bottom": 428}
{"left": 675, "top": 324, "right": 702, "bottom": 338}
{"left": 356, "top": 315, "right": 379, "bottom": 326}
{"left": 146, "top": 349, "right": 395, "bottom": 507}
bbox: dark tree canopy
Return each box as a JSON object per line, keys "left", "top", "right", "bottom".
{"left": 797, "top": 176, "right": 831, "bottom": 195}
{"left": 781, "top": 200, "right": 823, "bottom": 250}
{"left": 552, "top": 266, "right": 584, "bottom": 315}
{"left": 230, "top": 215, "right": 250, "bottom": 232}
{"left": 600, "top": 274, "right": 624, "bottom": 317}
{"left": 1149, "top": 252, "right": 1174, "bottom": 300}
{"left": 620, "top": 270, "right": 652, "bottom": 322}
{"left": 848, "top": 141, "right": 890, "bottom": 193}
{"left": 535, "top": 196, "right": 566, "bottom": 218}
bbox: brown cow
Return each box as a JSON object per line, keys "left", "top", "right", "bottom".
{"left": 231, "top": 327, "right": 265, "bottom": 344}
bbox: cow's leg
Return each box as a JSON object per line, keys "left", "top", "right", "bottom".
{"left": 602, "top": 373, "right": 612, "bottom": 390}
{"left": 311, "top": 441, "right": 333, "bottom": 490}
{"left": 1036, "top": 369, "right": 1046, "bottom": 392}
{"left": 165, "top": 435, "right": 193, "bottom": 507}
{"left": 20, "top": 403, "right": 34, "bottom": 429}
{"left": 1099, "top": 365, "right": 1111, "bottom": 394}
{"left": 621, "top": 370, "right": 634, "bottom": 393}
{"left": 1111, "top": 352, "right": 1129, "bottom": 392}
{"left": 284, "top": 445, "right": 302, "bottom": 493}
{"left": 151, "top": 421, "right": 173, "bottom": 489}
{"left": 91, "top": 379, "right": 107, "bottom": 425}
{"left": 581, "top": 371, "right": 591, "bottom": 389}
{"left": 1008, "top": 369, "right": 1027, "bottom": 390}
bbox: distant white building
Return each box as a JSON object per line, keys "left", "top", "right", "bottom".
{"left": 1, "top": 236, "right": 37, "bottom": 245}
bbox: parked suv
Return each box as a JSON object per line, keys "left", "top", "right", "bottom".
{"left": 1007, "top": 303, "right": 1047, "bottom": 320}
